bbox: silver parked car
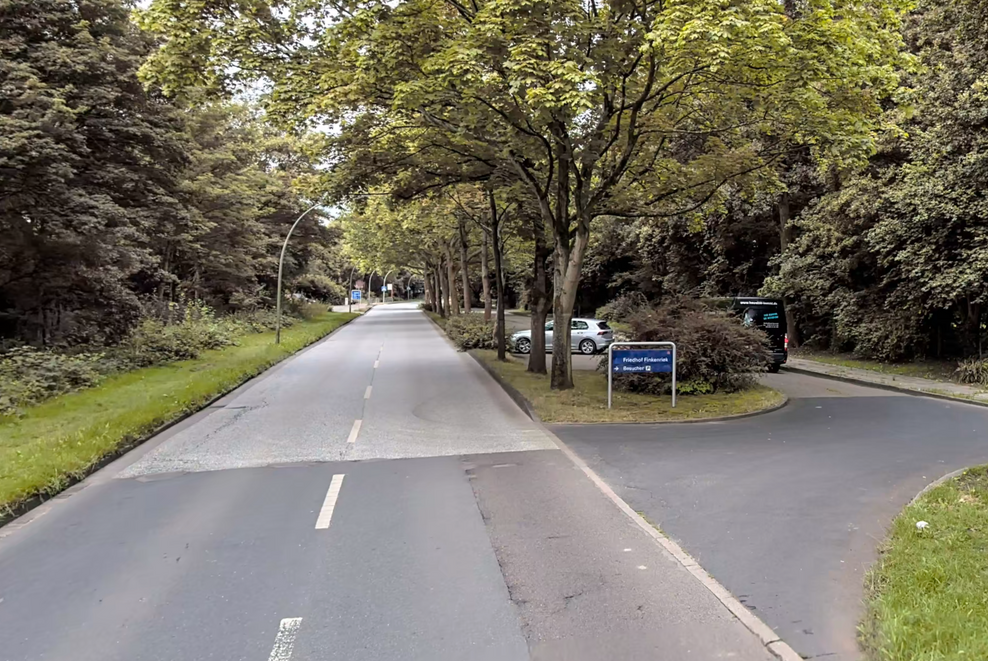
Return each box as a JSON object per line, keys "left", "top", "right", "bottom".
{"left": 510, "top": 318, "right": 614, "bottom": 355}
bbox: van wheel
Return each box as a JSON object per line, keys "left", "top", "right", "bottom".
{"left": 768, "top": 363, "right": 781, "bottom": 374}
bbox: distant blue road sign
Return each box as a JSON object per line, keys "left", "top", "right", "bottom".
{"left": 611, "top": 349, "right": 673, "bottom": 374}
{"left": 351, "top": 290, "right": 362, "bottom": 301}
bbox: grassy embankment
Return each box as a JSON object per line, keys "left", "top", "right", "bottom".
{"left": 472, "top": 350, "right": 784, "bottom": 424}
{"left": 0, "top": 312, "right": 356, "bottom": 518}
{"left": 862, "top": 466, "right": 988, "bottom": 660}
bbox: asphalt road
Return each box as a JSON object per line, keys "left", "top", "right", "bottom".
{"left": 0, "top": 303, "right": 773, "bottom": 661}
{"left": 553, "top": 371, "right": 988, "bottom": 660}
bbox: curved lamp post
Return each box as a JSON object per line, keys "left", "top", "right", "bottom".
{"left": 275, "top": 198, "right": 326, "bottom": 344}
{"left": 382, "top": 269, "right": 393, "bottom": 303}
{"left": 346, "top": 264, "right": 357, "bottom": 313}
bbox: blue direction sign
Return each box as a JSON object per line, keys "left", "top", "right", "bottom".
{"left": 351, "top": 290, "right": 362, "bottom": 301}
{"left": 611, "top": 349, "right": 673, "bottom": 374}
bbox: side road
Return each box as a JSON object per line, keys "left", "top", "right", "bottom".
{"left": 786, "top": 356, "right": 988, "bottom": 404}
{"left": 0, "top": 304, "right": 784, "bottom": 661}
{"left": 552, "top": 371, "right": 988, "bottom": 660}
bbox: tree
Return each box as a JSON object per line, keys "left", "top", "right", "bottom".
{"left": 139, "top": 0, "right": 910, "bottom": 388}
{"left": 767, "top": 0, "right": 988, "bottom": 361}
{"left": 0, "top": 0, "right": 188, "bottom": 344}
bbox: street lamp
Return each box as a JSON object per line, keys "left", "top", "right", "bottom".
{"left": 347, "top": 265, "right": 357, "bottom": 313}
{"left": 382, "top": 269, "right": 393, "bottom": 303}
{"left": 275, "top": 197, "right": 326, "bottom": 344}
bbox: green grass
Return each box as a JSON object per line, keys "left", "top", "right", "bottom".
{"left": 473, "top": 350, "right": 785, "bottom": 424}
{"left": 797, "top": 350, "right": 959, "bottom": 383}
{"left": 0, "top": 312, "right": 357, "bottom": 517}
{"left": 862, "top": 466, "right": 988, "bottom": 661}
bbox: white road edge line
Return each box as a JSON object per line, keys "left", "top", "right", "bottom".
{"left": 541, "top": 427, "right": 802, "bottom": 661}
{"left": 364, "top": 385, "right": 372, "bottom": 399}
{"left": 346, "top": 419, "right": 362, "bottom": 444}
{"left": 315, "top": 474, "right": 345, "bottom": 530}
{"left": 267, "top": 617, "right": 302, "bottom": 661}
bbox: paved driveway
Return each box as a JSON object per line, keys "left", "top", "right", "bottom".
{"left": 552, "top": 371, "right": 988, "bottom": 660}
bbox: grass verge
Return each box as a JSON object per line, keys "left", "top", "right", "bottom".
{"left": 473, "top": 350, "right": 784, "bottom": 424}
{"left": 796, "top": 350, "right": 958, "bottom": 383}
{"left": 862, "top": 466, "right": 988, "bottom": 660}
{"left": 0, "top": 312, "right": 357, "bottom": 519}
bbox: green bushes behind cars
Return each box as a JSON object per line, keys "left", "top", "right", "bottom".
{"left": 600, "top": 297, "right": 772, "bottom": 395}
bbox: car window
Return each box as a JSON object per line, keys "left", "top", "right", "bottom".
{"left": 545, "top": 321, "right": 553, "bottom": 331}
{"left": 572, "top": 320, "right": 589, "bottom": 330}
{"left": 597, "top": 321, "right": 610, "bottom": 330}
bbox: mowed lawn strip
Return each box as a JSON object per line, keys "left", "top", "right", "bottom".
{"left": 862, "top": 466, "right": 988, "bottom": 661}
{"left": 0, "top": 312, "right": 357, "bottom": 516}
{"left": 473, "top": 350, "right": 784, "bottom": 424}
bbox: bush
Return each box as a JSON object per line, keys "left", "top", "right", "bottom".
{"left": 595, "top": 292, "right": 649, "bottom": 323}
{"left": 420, "top": 301, "right": 435, "bottom": 313}
{"left": 122, "top": 302, "right": 238, "bottom": 367}
{"left": 602, "top": 298, "right": 773, "bottom": 394}
{"left": 0, "top": 347, "right": 108, "bottom": 415}
{"left": 956, "top": 358, "right": 988, "bottom": 385}
{"left": 444, "top": 315, "right": 496, "bottom": 351}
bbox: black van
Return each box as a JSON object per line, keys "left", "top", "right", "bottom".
{"left": 730, "top": 297, "right": 788, "bottom": 372}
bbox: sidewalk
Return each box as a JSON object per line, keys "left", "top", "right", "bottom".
{"left": 786, "top": 357, "right": 988, "bottom": 403}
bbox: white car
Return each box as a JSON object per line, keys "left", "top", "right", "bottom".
{"left": 510, "top": 318, "right": 614, "bottom": 355}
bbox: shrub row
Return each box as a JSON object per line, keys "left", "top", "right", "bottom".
{"left": 443, "top": 315, "right": 497, "bottom": 351}
{"left": 0, "top": 304, "right": 315, "bottom": 415}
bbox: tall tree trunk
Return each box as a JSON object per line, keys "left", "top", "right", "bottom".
{"left": 546, "top": 138, "right": 588, "bottom": 391}
{"left": 444, "top": 244, "right": 460, "bottom": 315}
{"left": 489, "top": 190, "right": 507, "bottom": 360}
{"left": 481, "top": 230, "right": 492, "bottom": 322}
{"left": 437, "top": 263, "right": 448, "bottom": 318}
{"left": 527, "top": 210, "right": 551, "bottom": 375}
{"left": 779, "top": 193, "right": 800, "bottom": 350}
{"left": 424, "top": 265, "right": 435, "bottom": 311}
{"left": 458, "top": 218, "right": 472, "bottom": 313}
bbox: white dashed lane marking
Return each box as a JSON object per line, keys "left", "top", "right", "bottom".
{"left": 364, "top": 385, "right": 372, "bottom": 399}
{"left": 315, "top": 474, "right": 345, "bottom": 530}
{"left": 267, "top": 618, "right": 302, "bottom": 661}
{"left": 346, "top": 419, "right": 362, "bottom": 444}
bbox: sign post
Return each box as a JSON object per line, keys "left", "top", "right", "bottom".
{"left": 607, "top": 341, "right": 677, "bottom": 409}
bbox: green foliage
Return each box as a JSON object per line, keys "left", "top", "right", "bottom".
{"left": 605, "top": 298, "right": 773, "bottom": 394}
{"left": 955, "top": 358, "right": 988, "bottom": 386}
{"left": 768, "top": 0, "right": 988, "bottom": 361}
{"left": 444, "top": 315, "right": 496, "bottom": 351}
{"left": 595, "top": 293, "right": 650, "bottom": 324}
{"left": 0, "top": 304, "right": 314, "bottom": 415}
{"left": 0, "top": 348, "right": 107, "bottom": 416}
{"left": 0, "top": 0, "right": 348, "bottom": 348}
{"left": 122, "top": 303, "right": 239, "bottom": 367}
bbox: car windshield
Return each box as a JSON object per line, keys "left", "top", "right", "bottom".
{"left": 597, "top": 321, "right": 610, "bottom": 330}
